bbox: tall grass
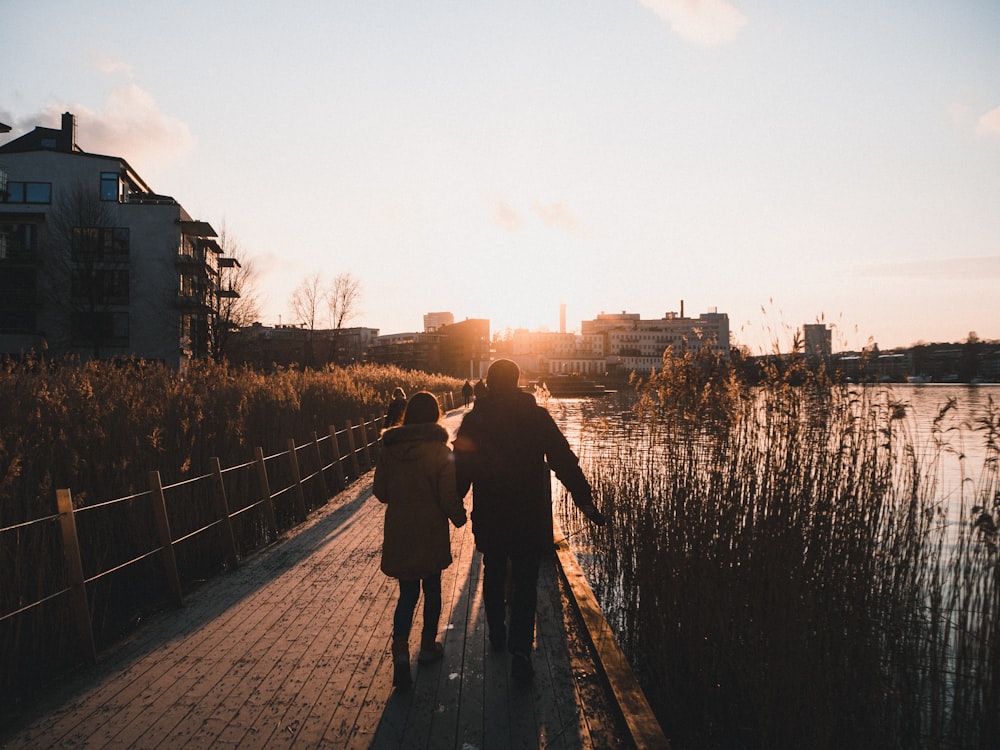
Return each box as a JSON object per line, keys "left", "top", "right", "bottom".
{"left": 0, "top": 356, "right": 462, "bottom": 710}
{"left": 0, "top": 357, "right": 462, "bottom": 522}
{"left": 558, "top": 348, "right": 1000, "bottom": 749}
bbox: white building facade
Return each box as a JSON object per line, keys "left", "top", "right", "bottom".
{"left": 0, "top": 113, "right": 236, "bottom": 368}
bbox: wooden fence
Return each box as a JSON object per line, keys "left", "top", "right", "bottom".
{"left": 1, "top": 390, "right": 458, "bottom": 692}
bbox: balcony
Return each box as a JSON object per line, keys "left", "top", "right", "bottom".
{"left": 175, "top": 252, "right": 204, "bottom": 268}
{"left": 176, "top": 293, "right": 212, "bottom": 312}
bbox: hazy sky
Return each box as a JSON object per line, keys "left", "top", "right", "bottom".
{"left": 3, "top": 1, "right": 999, "bottom": 352}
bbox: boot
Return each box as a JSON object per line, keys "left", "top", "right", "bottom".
{"left": 417, "top": 631, "right": 444, "bottom": 664}
{"left": 391, "top": 636, "right": 411, "bottom": 689}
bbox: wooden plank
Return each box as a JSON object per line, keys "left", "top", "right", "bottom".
{"left": 553, "top": 524, "right": 670, "bottom": 749}
{"left": 421, "top": 520, "right": 477, "bottom": 748}
{"left": 5, "top": 428, "right": 643, "bottom": 750}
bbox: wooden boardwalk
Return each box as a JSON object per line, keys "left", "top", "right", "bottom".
{"left": 1, "top": 410, "right": 663, "bottom": 749}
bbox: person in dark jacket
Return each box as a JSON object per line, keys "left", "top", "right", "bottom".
{"left": 461, "top": 380, "right": 474, "bottom": 407}
{"left": 473, "top": 378, "right": 487, "bottom": 400}
{"left": 374, "top": 391, "right": 467, "bottom": 689}
{"left": 454, "top": 359, "right": 605, "bottom": 685}
{"left": 385, "top": 386, "right": 407, "bottom": 428}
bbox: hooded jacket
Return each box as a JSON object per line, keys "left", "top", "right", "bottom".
{"left": 374, "top": 422, "right": 467, "bottom": 579}
{"left": 453, "top": 388, "right": 592, "bottom": 554}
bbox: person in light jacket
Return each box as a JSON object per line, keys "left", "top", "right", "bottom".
{"left": 453, "top": 359, "right": 605, "bottom": 686}
{"left": 374, "top": 391, "right": 467, "bottom": 689}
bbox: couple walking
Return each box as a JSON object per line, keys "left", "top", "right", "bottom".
{"left": 373, "top": 359, "right": 606, "bottom": 689}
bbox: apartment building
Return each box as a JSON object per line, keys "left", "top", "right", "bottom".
{"left": 582, "top": 307, "right": 730, "bottom": 376}
{"left": 0, "top": 113, "right": 237, "bottom": 368}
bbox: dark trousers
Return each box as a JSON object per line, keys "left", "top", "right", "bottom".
{"left": 393, "top": 574, "right": 442, "bottom": 640}
{"left": 482, "top": 549, "right": 540, "bottom": 656}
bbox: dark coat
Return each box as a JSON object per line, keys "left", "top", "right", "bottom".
{"left": 453, "top": 388, "right": 591, "bottom": 554}
{"left": 385, "top": 397, "right": 406, "bottom": 428}
{"left": 374, "top": 423, "right": 467, "bottom": 579}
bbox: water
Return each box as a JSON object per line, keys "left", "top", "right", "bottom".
{"left": 545, "top": 384, "right": 1000, "bottom": 534}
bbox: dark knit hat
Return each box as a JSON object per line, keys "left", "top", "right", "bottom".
{"left": 402, "top": 391, "right": 440, "bottom": 425}
{"left": 486, "top": 358, "right": 519, "bottom": 392}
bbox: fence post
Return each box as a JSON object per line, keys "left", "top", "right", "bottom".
{"left": 358, "top": 416, "right": 373, "bottom": 470}
{"left": 345, "top": 419, "right": 361, "bottom": 479}
{"left": 210, "top": 457, "right": 240, "bottom": 570}
{"left": 311, "top": 431, "right": 330, "bottom": 501}
{"left": 254, "top": 447, "right": 279, "bottom": 540}
{"left": 148, "top": 471, "right": 184, "bottom": 607}
{"left": 56, "top": 489, "right": 97, "bottom": 664}
{"left": 369, "top": 416, "right": 381, "bottom": 465}
{"left": 287, "top": 438, "right": 309, "bottom": 522}
{"left": 328, "top": 425, "right": 347, "bottom": 492}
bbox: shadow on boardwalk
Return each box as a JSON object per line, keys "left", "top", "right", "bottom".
{"left": 1, "top": 413, "right": 634, "bottom": 749}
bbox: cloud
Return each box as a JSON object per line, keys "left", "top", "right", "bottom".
{"left": 32, "top": 54, "right": 195, "bottom": 177}
{"left": 976, "top": 104, "right": 1000, "bottom": 140}
{"left": 493, "top": 200, "right": 522, "bottom": 231}
{"left": 88, "top": 50, "right": 135, "bottom": 78}
{"left": 531, "top": 201, "right": 585, "bottom": 235}
{"left": 855, "top": 256, "right": 1000, "bottom": 281}
{"left": 638, "top": 0, "right": 748, "bottom": 48}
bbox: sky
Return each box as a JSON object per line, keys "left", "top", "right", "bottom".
{"left": 3, "top": 0, "right": 999, "bottom": 353}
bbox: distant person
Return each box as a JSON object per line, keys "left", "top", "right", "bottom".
{"left": 374, "top": 391, "right": 468, "bottom": 689}
{"left": 454, "top": 359, "right": 605, "bottom": 686}
{"left": 461, "top": 380, "right": 474, "bottom": 407}
{"left": 384, "top": 386, "right": 407, "bottom": 428}
{"left": 473, "top": 378, "right": 487, "bottom": 400}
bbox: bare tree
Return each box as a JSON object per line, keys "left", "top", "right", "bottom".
{"left": 42, "top": 179, "right": 128, "bottom": 359}
{"left": 211, "top": 222, "right": 261, "bottom": 361}
{"left": 290, "top": 273, "right": 326, "bottom": 367}
{"left": 327, "top": 272, "right": 362, "bottom": 330}
{"left": 290, "top": 273, "right": 324, "bottom": 329}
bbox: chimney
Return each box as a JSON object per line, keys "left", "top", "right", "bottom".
{"left": 559, "top": 303, "right": 566, "bottom": 334}
{"left": 680, "top": 299, "right": 684, "bottom": 318}
{"left": 59, "top": 112, "right": 76, "bottom": 152}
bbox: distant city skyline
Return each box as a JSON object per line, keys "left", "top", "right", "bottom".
{"left": 3, "top": 1, "right": 998, "bottom": 353}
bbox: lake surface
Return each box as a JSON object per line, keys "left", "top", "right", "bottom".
{"left": 544, "top": 383, "right": 1000, "bottom": 528}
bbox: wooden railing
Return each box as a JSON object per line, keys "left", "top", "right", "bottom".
{"left": 1, "top": 413, "right": 383, "bottom": 665}
{"left": 1, "top": 389, "right": 460, "bottom": 684}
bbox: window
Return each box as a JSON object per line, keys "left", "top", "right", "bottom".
{"left": 0, "top": 309, "right": 36, "bottom": 334}
{"left": 71, "top": 311, "right": 129, "bottom": 346}
{"left": 25, "top": 183, "right": 51, "bottom": 203}
{"left": 71, "top": 268, "right": 130, "bottom": 305}
{"left": 0, "top": 223, "right": 38, "bottom": 260}
{"left": 100, "top": 172, "right": 120, "bottom": 202}
{"left": 72, "top": 227, "right": 130, "bottom": 261}
{"left": 1, "top": 181, "right": 52, "bottom": 204}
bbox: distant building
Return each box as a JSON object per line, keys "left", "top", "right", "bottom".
{"left": 0, "top": 112, "right": 238, "bottom": 368}
{"left": 803, "top": 323, "right": 833, "bottom": 365}
{"left": 228, "top": 323, "right": 379, "bottom": 369}
{"left": 510, "top": 329, "right": 606, "bottom": 378}
{"left": 423, "top": 311, "right": 454, "bottom": 332}
{"left": 367, "top": 331, "right": 443, "bottom": 373}
{"left": 438, "top": 317, "right": 490, "bottom": 379}
{"left": 367, "top": 314, "right": 490, "bottom": 378}
{"left": 582, "top": 306, "right": 730, "bottom": 376}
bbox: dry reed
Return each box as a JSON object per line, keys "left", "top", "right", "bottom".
{"left": 0, "top": 356, "right": 463, "bottom": 710}
{"left": 558, "top": 347, "right": 999, "bottom": 749}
